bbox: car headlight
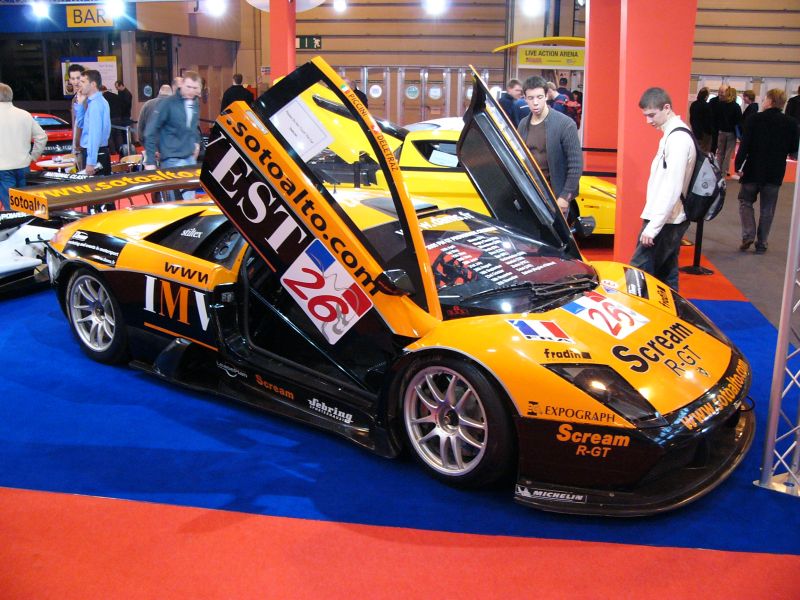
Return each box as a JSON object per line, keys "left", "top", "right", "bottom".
{"left": 546, "top": 364, "right": 668, "bottom": 428}
{"left": 671, "top": 292, "right": 729, "bottom": 344}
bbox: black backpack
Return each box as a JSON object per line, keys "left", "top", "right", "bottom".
{"left": 664, "top": 127, "right": 726, "bottom": 222}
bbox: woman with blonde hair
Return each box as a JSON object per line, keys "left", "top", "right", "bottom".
{"left": 715, "top": 86, "right": 742, "bottom": 176}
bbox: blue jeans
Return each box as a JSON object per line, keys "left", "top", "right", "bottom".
{"left": 160, "top": 156, "right": 196, "bottom": 201}
{"left": 630, "top": 220, "right": 690, "bottom": 290}
{"left": 0, "top": 167, "right": 29, "bottom": 210}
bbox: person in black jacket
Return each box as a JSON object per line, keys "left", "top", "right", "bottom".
{"left": 714, "top": 86, "right": 742, "bottom": 176}
{"left": 220, "top": 73, "right": 254, "bottom": 113}
{"left": 734, "top": 88, "right": 800, "bottom": 254}
{"left": 102, "top": 85, "right": 123, "bottom": 155}
{"left": 708, "top": 83, "right": 728, "bottom": 154}
{"left": 689, "top": 87, "right": 713, "bottom": 152}
{"left": 739, "top": 90, "right": 758, "bottom": 137}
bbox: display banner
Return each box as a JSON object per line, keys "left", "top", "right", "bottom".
{"left": 60, "top": 56, "right": 118, "bottom": 96}
{"left": 517, "top": 46, "right": 585, "bottom": 69}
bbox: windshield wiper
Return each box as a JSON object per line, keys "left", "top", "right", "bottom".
{"left": 462, "top": 273, "right": 596, "bottom": 303}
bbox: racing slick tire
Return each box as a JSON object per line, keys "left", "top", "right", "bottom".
{"left": 401, "top": 355, "right": 515, "bottom": 488}
{"left": 65, "top": 268, "right": 129, "bottom": 365}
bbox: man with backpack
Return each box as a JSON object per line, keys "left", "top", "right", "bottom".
{"left": 630, "top": 87, "right": 696, "bottom": 291}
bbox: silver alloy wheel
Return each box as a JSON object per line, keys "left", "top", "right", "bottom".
{"left": 68, "top": 273, "right": 117, "bottom": 353}
{"left": 403, "top": 366, "right": 488, "bottom": 476}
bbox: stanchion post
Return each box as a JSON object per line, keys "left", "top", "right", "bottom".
{"left": 679, "top": 219, "right": 714, "bottom": 275}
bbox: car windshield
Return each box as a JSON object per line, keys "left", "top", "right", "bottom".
{"left": 363, "top": 207, "right": 596, "bottom": 314}
{"left": 34, "top": 116, "right": 69, "bottom": 130}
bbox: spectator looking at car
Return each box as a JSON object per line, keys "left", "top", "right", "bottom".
{"left": 630, "top": 87, "right": 696, "bottom": 291}
{"left": 734, "top": 88, "right": 800, "bottom": 255}
{"left": 517, "top": 76, "right": 583, "bottom": 222}
{"left": 137, "top": 84, "right": 172, "bottom": 164}
{"left": 739, "top": 90, "right": 758, "bottom": 137}
{"left": 498, "top": 78, "right": 523, "bottom": 126}
{"left": 68, "top": 63, "right": 86, "bottom": 171}
{"left": 144, "top": 70, "right": 202, "bottom": 199}
{"left": 0, "top": 82, "right": 47, "bottom": 210}
{"left": 74, "top": 69, "right": 111, "bottom": 177}
{"left": 689, "top": 87, "right": 714, "bottom": 153}
{"left": 220, "top": 73, "right": 254, "bottom": 113}
{"left": 714, "top": 86, "right": 741, "bottom": 176}
{"left": 708, "top": 83, "right": 728, "bottom": 154}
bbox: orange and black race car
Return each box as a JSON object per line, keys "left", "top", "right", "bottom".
{"left": 16, "top": 58, "right": 754, "bottom": 515}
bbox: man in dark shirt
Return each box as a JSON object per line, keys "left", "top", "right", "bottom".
{"left": 220, "top": 73, "right": 254, "bottom": 113}
{"left": 708, "top": 83, "right": 728, "bottom": 154}
{"left": 102, "top": 85, "right": 123, "bottom": 155}
{"left": 786, "top": 85, "right": 800, "bottom": 122}
{"left": 114, "top": 80, "right": 133, "bottom": 153}
{"left": 735, "top": 88, "right": 800, "bottom": 254}
{"left": 689, "top": 87, "right": 713, "bottom": 153}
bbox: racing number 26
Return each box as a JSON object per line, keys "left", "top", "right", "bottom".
{"left": 283, "top": 268, "right": 349, "bottom": 322}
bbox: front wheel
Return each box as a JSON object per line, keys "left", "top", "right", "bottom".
{"left": 401, "top": 356, "right": 515, "bottom": 488}
{"left": 65, "top": 269, "right": 129, "bottom": 364}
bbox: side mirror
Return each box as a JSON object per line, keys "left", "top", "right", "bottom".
{"left": 375, "top": 269, "right": 416, "bottom": 296}
{"left": 572, "top": 215, "right": 596, "bottom": 238}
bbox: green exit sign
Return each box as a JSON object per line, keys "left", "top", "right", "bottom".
{"left": 296, "top": 36, "right": 322, "bottom": 50}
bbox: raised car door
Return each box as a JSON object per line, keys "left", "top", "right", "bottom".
{"left": 457, "top": 68, "right": 583, "bottom": 260}
{"left": 200, "top": 58, "right": 441, "bottom": 386}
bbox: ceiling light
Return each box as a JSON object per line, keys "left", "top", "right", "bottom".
{"left": 103, "top": 0, "right": 125, "bottom": 19}
{"left": 206, "top": 0, "right": 227, "bottom": 16}
{"left": 31, "top": 1, "right": 49, "bottom": 18}
{"left": 423, "top": 0, "right": 446, "bottom": 16}
{"left": 333, "top": 0, "right": 346, "bottom": 12}
{"left": 522, "top": 0, "right": 544, "bottom": 17}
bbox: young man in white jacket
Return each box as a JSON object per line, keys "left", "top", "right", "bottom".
{"left": 630, "top": 87, "right": 696, "bottom": 290}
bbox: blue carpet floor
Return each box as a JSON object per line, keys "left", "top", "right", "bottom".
{"left": 1, "top": 289, "right": 798, "bottom": 554}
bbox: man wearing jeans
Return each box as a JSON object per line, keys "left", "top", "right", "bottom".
{"left": 144, "top": 71, "right": 201, "bottom": 200}
{"left": 735, "top": 88, "right": 800, "bottom": 254}
{"left": 0, "top": 82, "right": 47, "bottom": 210}
{"left": 630, "top": 87, "right": 696, "bottom": 291}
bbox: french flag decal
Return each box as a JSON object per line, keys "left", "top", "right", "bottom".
{"left": 508, "top": 319, "right": 573, "bottom": 343}
{"left": 281, "top": 240, "right": 373, "bottom": 344}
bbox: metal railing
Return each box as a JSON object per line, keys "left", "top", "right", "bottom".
{"left": 756, "top": 149, "right": 800, "bottom": 498}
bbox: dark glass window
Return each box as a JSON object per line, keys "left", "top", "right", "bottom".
{"left": 136, "top": 34, "right": 171, "bottom": 101}
{"left": 0, "top": 38, "right": 46, "bottom": 102}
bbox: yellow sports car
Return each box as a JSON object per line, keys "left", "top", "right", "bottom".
{"left": 393, "top": 118, "right": 618, "bottom": 234}
{"left": 20, "top": 58, "right": 752, "bottom": 515}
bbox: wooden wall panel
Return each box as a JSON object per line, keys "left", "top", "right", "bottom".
{"left": 294, "top": 0, "right": 507, "bottom": 69}
{"left": 694, "top": 1, "right": 800, "bottom": 78}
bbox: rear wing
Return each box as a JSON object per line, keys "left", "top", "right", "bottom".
{"left": 9, "top": 166, "right": 201, "bottom": 219}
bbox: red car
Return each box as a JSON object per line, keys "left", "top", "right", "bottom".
{"left": 31, "top": 113, "right": 73, "bottom": 170}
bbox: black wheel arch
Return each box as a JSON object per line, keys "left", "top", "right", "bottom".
{"left": 379, "top": 346, "right": 521, "bottom": 451}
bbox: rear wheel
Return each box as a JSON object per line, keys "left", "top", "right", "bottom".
{"left": 65, "top": 269, "right": 128, "bottom": 364}
{"left": 401, "top": 356, "right": 515, "bottom": 488}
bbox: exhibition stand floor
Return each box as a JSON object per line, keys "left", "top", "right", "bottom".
{"left": 1, "top": 243, "right": 798, "bottom": 598}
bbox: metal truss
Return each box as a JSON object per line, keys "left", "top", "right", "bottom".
{"left": 757, "top": 153, "right": 800, "bottom": 498}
